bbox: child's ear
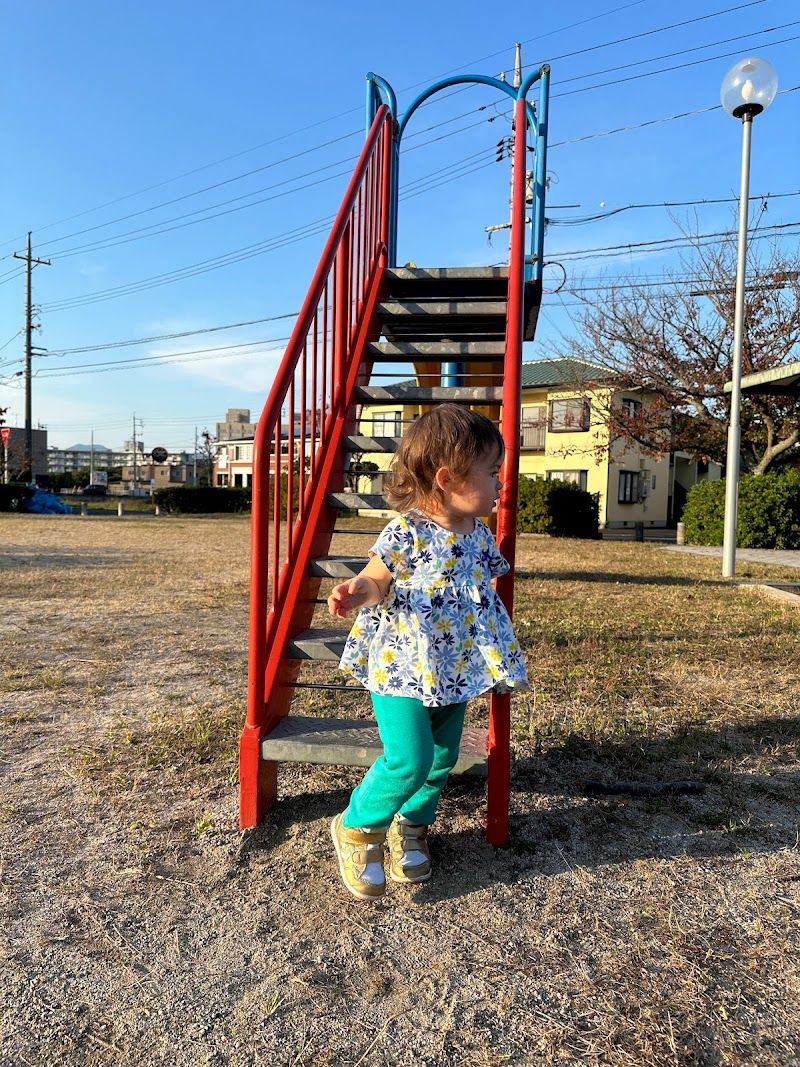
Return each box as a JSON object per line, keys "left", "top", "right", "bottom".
{"left": 435, "top": 466, "right": 453, "bottom": 493}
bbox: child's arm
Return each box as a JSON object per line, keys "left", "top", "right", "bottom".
{"left": 327, "top": 555, "right": 392, "bottom": 617}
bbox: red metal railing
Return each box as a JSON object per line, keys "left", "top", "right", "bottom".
{"left": 487, "top": 95, "right": 530, "bottom": 847}
{"left": 240, "top": 106, "right": 393, "bottom": 827}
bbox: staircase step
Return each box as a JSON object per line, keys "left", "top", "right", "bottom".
{"left": 309, "top": 557, "right": 364, "bottom": 579}
{"left": 342, "top": 435, "right": 401, "bottom": 453}
{"left": 355, "top": 385, "right": 503, "bottom": 404}
{"left": 386, "top": 267, "right": 508, "bottom": 282}
{"left": 366, "top": 341, "right": 506, "bottom": 361}
{"left": 377, "top": 300, "right": 507, "bottom": 318}
{"left": 327, "top": 492, "right": 388, "bottom": 511}
{"left": 377, "top": 300, "right": 508, "bottom": 343}
{"left": 261, "top": 715, "right": 488, "bottom": 775}
{"left": 288, "top": 628, "right": 348, "bottom": 660}
{"left": 384, "top": 267, "right": 509, "bottom": 302}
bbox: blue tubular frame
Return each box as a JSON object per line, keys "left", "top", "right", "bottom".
{"left": 366, "top": 67, "right": 550, "bottom": 275}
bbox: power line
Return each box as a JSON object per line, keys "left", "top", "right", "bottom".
{"left": 553, "top": 18, "right": 800, "bottom": 93}
{"left": 0, "top": 0, "right": 772, "bottom": 259}
{"left": 43, "top": 312, "right": 299, "bottom": 357}
{"left": 33, "top": 335, "right": 293, "bottom": 379}
{"left": 554, "top": 30, "right": 800, "bottom": 100}
{"left": 552, "top": 219, "right": 800, "bottom": 262}
{"left": 41, "top": 19, "right": 794, "bottom": 266}
{"left": 548, "top": 188, "right": 800, "bottom": 227}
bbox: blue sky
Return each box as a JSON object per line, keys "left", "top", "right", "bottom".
{"left": 1, "top": 0, "right": 798, "bottom": 451}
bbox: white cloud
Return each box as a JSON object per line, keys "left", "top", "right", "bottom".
{"left": 148, "top": 337, "right": 286, "bottom": 392}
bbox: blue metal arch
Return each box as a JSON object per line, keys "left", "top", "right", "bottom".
{"left": 365, "top": 66, "right": 550, "bottom": 276}
{"left": 397, "top": 74, "right": 537, "bottom": 140}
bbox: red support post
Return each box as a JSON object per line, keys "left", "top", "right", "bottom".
{"left": 487, "top": 96, "right": 528, "bottom": 848}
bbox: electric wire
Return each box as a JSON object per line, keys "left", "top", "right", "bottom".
{"left": 0, "top": 0, "right": 775, "bottom": 258}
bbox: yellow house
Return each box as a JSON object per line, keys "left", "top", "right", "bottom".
{"left": 352, "top": 357, "right": 720, "bottom": 529}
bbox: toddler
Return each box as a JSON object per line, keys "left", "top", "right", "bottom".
{"left": 327, "top": 404, "right": 528, "bottom": 900}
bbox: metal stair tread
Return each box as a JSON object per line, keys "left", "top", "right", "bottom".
{"left": 377, "top": 300, "right": 507, "bottom": 316}
{"left": 288, "top": 627, "right": 349, "bottom": 660}
{"left": 260, "top": 714, "right": 488, "bottom": 775}
{"left": 309, "top": 557, "right": 365, "bottom": 578}
{"left": 327, "top": 491, "right": 388, "bottom": 510}
{"left": 355, "top": 384, "right": 503, "bottom": 403}
{"left": 342, "top": 435, "right": 401, "bottom": 453}
{"left": 385, "top": 267, "right": 508, "bottom": 281}
{"left": 367, "top": 341, "right": 506, "bottom": 360}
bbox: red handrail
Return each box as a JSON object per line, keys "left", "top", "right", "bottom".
{"left": 486, "top": 96, "right": 529, "bottom": 847}
{"left": 240, "top": 106, "right": 393, "bottom": 826}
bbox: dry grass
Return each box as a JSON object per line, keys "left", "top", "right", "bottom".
{"left": 1, "top": 513, "right": 799, "bottom": 1066}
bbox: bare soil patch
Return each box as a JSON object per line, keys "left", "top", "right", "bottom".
{"left": 1, "top": 514, "right": 799, "bottom": 1066}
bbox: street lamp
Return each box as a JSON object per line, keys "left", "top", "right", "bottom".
{"left": 720, "top": 57, "right": 778, "bottom": 578}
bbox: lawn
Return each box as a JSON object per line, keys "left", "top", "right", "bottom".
{"left": 1, "top": 513, "right": 798, "bottom": 1066}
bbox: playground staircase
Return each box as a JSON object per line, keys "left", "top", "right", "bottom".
{"left": 261, "top": 264, "right": 520, "bottom": 772}
{"left": 240, "top": 68, "right": 549, "bottom": 845}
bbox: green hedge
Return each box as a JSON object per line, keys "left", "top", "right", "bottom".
{"left": 0, "top": 483, "right": 34, "bottom": 512}
{"left": 153, "top": 486, "right": 252, "bottom": 514}
{"left": 516, "top": 476, "right": 600, "bottom": 539}
{"left": 683, "top": 471, "right": 800, "bottom": 548}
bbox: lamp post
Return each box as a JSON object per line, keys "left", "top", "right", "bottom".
{"left": 720, "top": 57, "right": 778, "bottom": 578}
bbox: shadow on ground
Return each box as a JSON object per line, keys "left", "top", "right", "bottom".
{"left": 240, "top": 714, "right": 800, "bottom": 903}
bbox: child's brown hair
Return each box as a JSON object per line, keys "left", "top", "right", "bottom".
{"left": 384, "top": 403, "right": 504, "bottom": 513}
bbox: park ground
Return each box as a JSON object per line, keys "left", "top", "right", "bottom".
{"left": 0, "top": 514, "right": 799, "bottom": 1066}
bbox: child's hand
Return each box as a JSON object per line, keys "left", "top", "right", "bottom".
{"left": 327, "top": 577, "right": 375, "bottom": 617}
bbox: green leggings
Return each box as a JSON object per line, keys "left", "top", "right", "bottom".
{"left": 342, "top": 694, "right": 467, "bottom": 830}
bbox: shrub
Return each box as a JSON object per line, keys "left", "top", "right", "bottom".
{"left": 683, "top": 471, "right": 800, "bottom": 548}
{"left": 516, "top": 476, "right": 600, "bottom": 539}
{"left": 153, "top": 486, "right": 252, "bottom": 514}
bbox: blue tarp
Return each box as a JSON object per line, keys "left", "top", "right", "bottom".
{"left": 24, "top": 487, "right": 73, "bottom": 515}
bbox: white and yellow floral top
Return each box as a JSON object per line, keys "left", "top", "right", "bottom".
{"left": 339, "top": 511, "right": 528, "bottom": 707}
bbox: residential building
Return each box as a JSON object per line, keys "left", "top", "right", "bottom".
{"left": 214, "top": 411, "right": 320, "bottom": 487}
{"left": 207, "top": 362, "right": 721, "bottom": 526}
{"left": 48, "top": 441, "right": 142, "bottom": 474}
{"left": 2, "top": 427, "right": 48, "bottom": 481}
{"left": 355, "top": 358, "right": 720, "bottom": 528}
{"left": 216, "top": 439, "right": 254, "bottom": 487}
{"left": 216, "top": 408, "right": 257, "bottom": 442}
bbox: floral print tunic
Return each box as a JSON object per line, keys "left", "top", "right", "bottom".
{"left": 339, "top": 512, "right": 529, "bottom": 707}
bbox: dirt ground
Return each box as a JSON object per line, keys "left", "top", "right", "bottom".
{"left": 1, "top": 514, "right": 799, "bottom": 1066}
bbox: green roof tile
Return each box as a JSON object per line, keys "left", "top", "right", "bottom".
{"left": 520, "top": 358, "right": 615, "bottom": 388}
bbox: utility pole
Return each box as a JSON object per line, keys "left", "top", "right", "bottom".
{"left": 13, "top": 233, "right": 50, "bottom": 480}
{"left": 485, "top": 45, "right": 523, "bottom": 262}
{"left": 131, "top": 414, "right": 143, "bottom": 495}
{"left": 193, "top": 427, "right": 198, "bottom": 486}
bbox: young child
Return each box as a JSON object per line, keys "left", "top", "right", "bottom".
{"left": 327, "top": 404, "right": 528, "bottom": 900}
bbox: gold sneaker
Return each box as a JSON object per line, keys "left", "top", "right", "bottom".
{"left": 330, "top": 814, "right": 386, "bottom": 901}
{"left": 387, "top": 815, "right": 432, "bottom": 884}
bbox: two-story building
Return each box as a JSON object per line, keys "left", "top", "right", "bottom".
{"left": 353, "top": 358, "right": 719, "bottom": 529}
{"left": 208, "top": 362, "right": 720, "bottom": 527}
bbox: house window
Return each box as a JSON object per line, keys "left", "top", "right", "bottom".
{"left": 372, "top": 411, "right": 402, "bottom": 436}
{"left": 621, "top": 398, "right": 642, "bottom": 418}
{"left": 246, "top": 474, "right": 252, "bottom": 488}
{"left": 234, "top": 473, "right": 243, "bottom": 487}
{"left": 520, "top": 406, "right": 546, "bottom": 450}
{"left": 549, "top": 398, "right": 590, "bottom": 432}
{"left": 618, "top": 470, "right": 640, "bottom": 503}
{"left": 547, "top": 470, "right": 588, "bottom": 491}
{"left": 217, "top": 474, "right": 229, "bottom": 487}
{"left": 234, "top": 446, "right": 240, "bottom": 461}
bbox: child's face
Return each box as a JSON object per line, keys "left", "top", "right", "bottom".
{"left": 447, "top": 447, "right": 504, "bottom": 518}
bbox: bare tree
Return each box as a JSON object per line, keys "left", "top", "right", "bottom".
{"left": 559, "top": 231, "right": 800, "bottom": 474}
{"left": 199, "top": 429, "right": 217, "bottom": 487}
